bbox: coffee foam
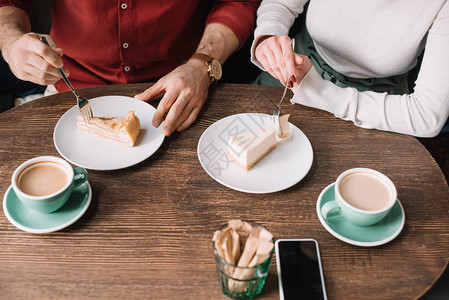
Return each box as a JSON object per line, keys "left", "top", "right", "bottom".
{"left": 339, "top": 172, "right": 393, "bottom": 211}
{"left": 17, "top": 161, "right": 69, "bottom": 197}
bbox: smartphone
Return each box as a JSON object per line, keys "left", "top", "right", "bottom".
{"left": 275, "top": 239, "right": 327, "bottom": 300}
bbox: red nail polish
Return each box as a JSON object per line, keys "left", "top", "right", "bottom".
{"left": 291, "top": 75, "right": 296, "bottom": 83}
{"left": 288, "top": 81, "right": 293, "bottom": 88}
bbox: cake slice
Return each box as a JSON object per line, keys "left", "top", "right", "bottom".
{"left": 227, "top": 114, "right": 291, "bottom": 171}
{"left": 227, "top": 126, "right": 276, "bottom": 171}
{"left": 77, "top": 111, "right": 140, "bottom": 147}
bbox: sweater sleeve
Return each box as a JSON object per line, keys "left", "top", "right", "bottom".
{"left": 291, "top": 2, "right": 449, "bottom": 138}
{"left": 206, "top": 0, "right": 261, "bottom": 50}
{"left": 250, "top": 0, "right": 309, "bottom": 69}
{"left": 0, "top": 0, "right": 31, "bottom": 12}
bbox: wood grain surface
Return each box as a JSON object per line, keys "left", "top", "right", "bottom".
{"left": 0, "top": 83, "right": 448, "bottom": 300}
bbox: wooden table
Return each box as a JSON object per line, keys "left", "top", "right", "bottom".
{"left": 0, "top": 83, "right": 448, "bottom": 299}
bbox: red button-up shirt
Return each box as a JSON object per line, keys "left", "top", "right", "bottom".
{"left": 0, "top": 0, "right": 260, "bottom": 92}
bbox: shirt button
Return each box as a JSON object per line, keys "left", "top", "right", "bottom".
{"left": 121, "top": 3, "right": 127, "bottom": 9}
{"left": 123, "top": 43, "right": 129, "bottom": 49}
{"left": 124, "top": 66, "right": 131, "bottom": 72}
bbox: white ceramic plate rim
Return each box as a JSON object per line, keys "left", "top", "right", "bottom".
{"left": 316, "top": 182, "right": 405, "bottom": 247}
{"left": 53, "top": 95, "right": 165, "bottom": 171}
{"left": 3, "top": 182, "right": 92, "bottom": 234}
{"left": 197, "top": 113, "right": 313, "bottom": 194}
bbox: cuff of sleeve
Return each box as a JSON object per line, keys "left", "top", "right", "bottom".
{"left": 290, "top": 66, "right": 352, "bottom": 117}
{"left": 250, "top": 23, "right": 289, "bottom": 70}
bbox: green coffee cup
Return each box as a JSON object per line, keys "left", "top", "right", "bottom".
{"left": 12, "top": 156, "right": 88, "bottom": 213}
{"left": 321, "top": 168, "right": 397, "bottom": 226}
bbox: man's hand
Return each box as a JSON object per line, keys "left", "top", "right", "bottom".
{"left": 134, "top": 59, "right": 211, "bottom": 136}
{"left": 255, "top": 35, "right": 312, "bottom": 90}
{"left": 135, "top": 23, "right": 238, "bottom": 136}
{"left": 2, "top": 33, "right": 68, "bottom": 86}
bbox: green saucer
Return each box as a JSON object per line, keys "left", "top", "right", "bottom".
{"left": 316, "top": 183, "right": 405, "bottom": 247}
{"left": 3, "top": 182, "right": 91, "bottom": 234}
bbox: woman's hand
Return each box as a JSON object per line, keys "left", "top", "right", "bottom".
{"left": 291, "top": 54, "right": 313, "bottom": 92}
{"left": 255, "top": 35, "right": 299, "bottom": 86}
{"left": 255, "top": 35, "right": 312, "bottom": 90}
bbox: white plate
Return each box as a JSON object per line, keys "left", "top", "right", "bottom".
{"left": 54, "top": 95, "right": 165, "bottom": 170}
{"left": 197, "top": 113, "right": 313, "bottom": 193}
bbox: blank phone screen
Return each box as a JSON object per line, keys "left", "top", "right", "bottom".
{"left": 277, "top": 240, "right": 325, "bottom": 300}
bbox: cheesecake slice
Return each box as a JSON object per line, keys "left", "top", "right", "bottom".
{"left": 77, "top": 111, "right": 140, "bottom": 147}
{"left": 227, "top": 114, "right": 291, "bottom": 171}
{"left": 227, "top": 126, "right": 276, "bottom": 171}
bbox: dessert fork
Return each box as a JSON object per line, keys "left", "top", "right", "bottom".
{"left": 40, "top": 37, "right": 93, "bottom": 124}
{"left": 273, "top": 39, "right": 295, "bottom": 138}
{"left": 273, "top": 77, "right": 291, "bottom": 139}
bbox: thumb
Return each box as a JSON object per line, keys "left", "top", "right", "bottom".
{"left": 294, "top": 54, "right": 307, "bottom": 65}
{"left": 134, "top": 82, "right": 164, "bottom": 101}
{"left": 35, "top": 34, "right": 64, "bottom": 69}
{"left": 53, "top": 48, "right": 64, "bottom": 57}
{"left": 41, "top": 34, "right": 64, "bottom": 57}
{"left": 41, "top": 34, "right": 58, "bottom": 48}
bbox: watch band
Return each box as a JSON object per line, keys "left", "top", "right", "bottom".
{"left": 190, "top": 53, "right": 213, "bottom": 65}
{"left": 189, "top": 53, "right": 221, "bottom": 83}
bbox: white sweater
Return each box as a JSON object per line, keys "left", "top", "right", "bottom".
{"left": 251, "top": 0, "right": 449, "bottom": 137}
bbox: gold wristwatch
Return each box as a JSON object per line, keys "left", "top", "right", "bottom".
{"left": 189, "top": 53, "right": 222, "bottom": 83}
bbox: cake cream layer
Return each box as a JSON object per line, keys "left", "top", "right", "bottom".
{"left": 279, "top": 114, "right": 290, "bottom": 138}
{"left": 76, "top": 111, "right": 140, "bottom": 147}
{"left": 228, "top": 126, "right": 276, "bottom": 170}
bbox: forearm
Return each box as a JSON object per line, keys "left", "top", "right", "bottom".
{"left": 293, "top": 66, "right": 449, "bottom": 137}
{"left": 0, "top": 6, "right": 30, "bottom": 53}
{"left": 255, "top": 0, "right": 306, "bottom": 37}
{"left": 195, "top": 23, "right": 239, "bottom": 64}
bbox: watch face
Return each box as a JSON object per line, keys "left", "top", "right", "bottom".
{"left": 210, "top": 60, "right": 222, "bottom": 81}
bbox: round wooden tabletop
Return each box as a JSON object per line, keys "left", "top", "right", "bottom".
{"left": 0, "top": 83, "right": 448, "bottom": 299}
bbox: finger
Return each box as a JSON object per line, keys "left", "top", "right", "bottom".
{"left": 256, "top": 37, "right": 282, "bottom": 81}
{"left": 295, "top": 54, "right": 307, "bottom": 66}
{"left": 41, "top": 34, "right": 58, "bottom": 48}
{"left": 28, "top": 64, "right": 62, "bottom": 83}
{"left": 27, "top": 53, "right": 61, "bottom": 78}
{"left": 295, "top": 54, "right": 313, "bottom": 72}
{"left": 176, "top": 106, "right": 201, "bottom": 132}
{"left": 62, "top": 68, "right": 70, "bottom": 77}
{"left": 263, "top": 52, "right": 284, "bottom": 84}
{"left": 20, "top": 71, "right": 48, "bottom": 86}
{"left": 272, "top": 45, "right": 288, "bottom": 84}
{"left": 33, "top": 39, "right": 64, "bottom": 69}
{"left": 162, "top": 93, "right": 189, "bottom": 136}
{"left": 172, "top": 105, "right": 193, "bottom": 132}
{"left": 41, "top": 36, "right": 64, "bottom": 57}
{"left": 53, "top": 47, "right": 64, "bottom": 57}
{"left": 23, "top": 65, "right": 61, "bottom": 85}
{"left": 152, "top": 87, "right": 179, "bottom": 128}
{"left": 172, "top": 99, "right": 200, "bottom": 132}
{"left": 257, "top": 54, "right": 276, "bottom": 78}
{"left": 39, "top": 35, "right": 64, "bottom": 57}
{"left": 255, "top": 36, "right": 272, "bottom": 64}
{"left": 134, "top": 83, "right": 163, "bottom": 101}
{"left": 281, "top": 41, "right": 297, "bottom": 82}
{"left": 291, "top": 55, "right": 312, "bottom": 92}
